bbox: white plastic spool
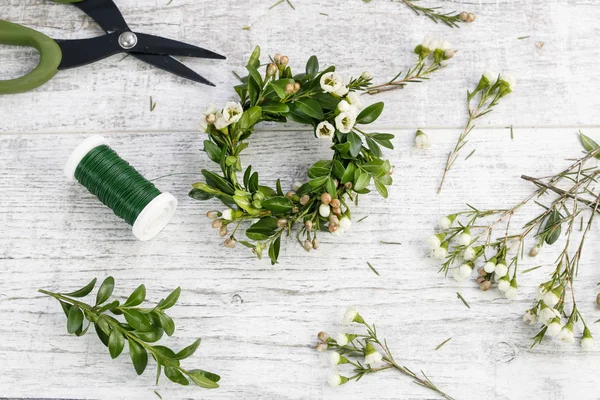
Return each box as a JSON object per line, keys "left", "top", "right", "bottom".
{"left": 64, "top": 135, "right": 178, "bottom": 241}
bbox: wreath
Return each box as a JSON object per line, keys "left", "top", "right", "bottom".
{"left": 190, "top": 46, "right": 394, "bottom": 264}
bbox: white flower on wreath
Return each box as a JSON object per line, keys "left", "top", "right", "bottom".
{"left": 335, "top": 112, "right": 356, "bottom": 134}
{"left": 316, "top": 121, "right": 335, "bottom": 140}
{"left": 334, "top": 85, "right": 349, "bottom": 97}
{"left": 222, "top": 102, "right": 243, "bottom": 125}
{"left": 320, "top": 72, "right": 344, "bottom": 93}
{"left": 339, "top": 217, "right": 352, "bottom": 231}
{"left": 346, "top": 92, "right": 363, "bottom": 110}
{"left": 198, "top": 104, "right": 218, "bottom": 133}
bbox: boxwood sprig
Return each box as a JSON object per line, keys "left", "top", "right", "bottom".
{"left": 39, "top": 277, "right": 220, "bottom": 389}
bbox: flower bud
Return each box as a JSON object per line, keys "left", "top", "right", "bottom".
{"left": 206, "top": 114, "right": 217, "bottom": 124}
{"left": 529, "top": 245, "right": 541, "bottom": 257}
{"left": 312, "top": 238, "right": 319, "bottom": 249}
{"left": 292, "top": 206, "right": 299, "bottom": 213}
{"left": 316, "top": 342, "right": 327, "bottom": 352}
{"left": 361, "top": 71, "right": 371, "bottom": 80}
{"left": 285, "top": 83, "right": 295, "bottom": 94}
{"left": 285, "top": 191, "right": 296, "bottom": 200}
{"left": 444, "top": 49, "right": 455, "bottom": 60}
{"left": 218, "top": 225, "right": 228, "bottom": 237}
{"left": 596, "top": 293, "right": 600, "bottom": 308}
{"left": 206, "top": 210, "right": 220, "bottom": 220}
{"left": 344, "top": 182, "right": 353, "bottom": 190}
{"left": 280, "top": 55, "right": 289, "bottom": 66}
{"left": 330, "top": 199, "right": 341, "bottom": 209}
{"left": 300, "top": 194, "right": 310, "bottom": 206}
{"left": 274, "top": 53, "right": 282, "bottom": 64}
{"left": 466, "top": 12, "right": 476, "bottom": 22}
{"left": 328, "top": 224, "right": 338, "bottom": 233}
{"left": 479, "top": 280, "right": 491, "bottom": 291}
{"left": 329, "top": 215, "right": 340, "bottom": 227}
{"left": 318, "top": 331, "right": 329, "bottom": 342}
{"left": 415, "top": 130, "right": 431, "bottom": 149}
{"left": 459, "top": 11, "right": 468, "bottom": 21}
{"left": 319, "top": 203, "right": 331, "bottom": 218}
{"left": 303, "top": 239, "right": 313, "bottom": 251}
{"left": 321, "top": 192, "right": 332, "bottom": 205}
{"left": 212, "top": 219, "right": 223, "bottom": 229}
{"left": 224, "top": 238, "right": 236, "bottom": 248}
{"left": 294, "top": 82, "right": 301, "bottom": 93}
{"left": 476, "top": 276, "right": 486, "bottom": 284}
{"left": 477, "top": 267, "right": 486, "bottom": 276}
{"left": 276, "top": 218, "right": 288, "bottom": 228}
{"left": 305, "top": 220, "right": 313, "bottom": 231}
{"left": 333, "top": 179, "right": 339, "bottom": 188}
{"left": 332, "top": 207, "right": 342, "bottom": 216}
{"left": 266, "top": 63, "right": 278, "bottom": 76}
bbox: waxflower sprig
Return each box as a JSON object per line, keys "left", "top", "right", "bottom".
{"left": 316, "top": 307, "right": 454, "bottom": 399}
{"left": 363, "top": 0, "right": 476, "bottom": 28}
{"left": 40, "top": 277, "right": 220, "bottom": 388}
{"left": 191, "top": 46, "right": 395, "bottom": 264}
{"left": 367, "top": 36, "right": 455, "bottom": 95}
{"left": 428, "top": 134, "right": 600, "bottom": 349}
{"left": 437, "top": 69, "right": 515, "bottom": 193}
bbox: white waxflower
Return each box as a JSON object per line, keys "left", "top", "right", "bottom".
{"left": 504, "top": 279, "right": 518, "bottom": 300}
{"left": 198, "top": 118, "right": 208, "bottom": 133}
{"left": 458, "top": 230, "right": 471, "bottom": 246}
{"left": 214, "top": 114, "right": 229, "bottom": 130}
{"left": 432, "top": 246, "right": 448, "bottom": 260}
{"left": 221, "top": 209, "right": 233, "bottom": 221}
{"left": 426, "top": 234, "right": 444, "bottom": 250}
{"left": 415, "top": 130, "right": 431, "bottom": 149}
{"left": 497, "top": 277, "right": 510, "bottom": 292}
{"left": 438, "top": 215, "right": 455, "bottom": 230}
{"left": 335, "top": 112, "right": 356, "bottom": 134}
{"left": 482, "top": 69, "right": 498, "bottom": 83}
{"left": 582, "top": 329, "right": 595, "bottom": 350}
{"left": 337, "top": 100, "right": 351, "bottom": 113}
{"left": 339, "top": 217, "right": 352, "bottom": 231}
{"left": 535, "top": 285, "right": 548, "bottom": 301}
{"left": 500, "top": 74, "right": 516, "bottom": 89}
{"left": 343, "top": 306, "right": 363, "bottom": 323}
{"left": 316, "top": 121, "right": 335, "bottom": 140}
{"left": 203, "top": 104, "right": 219, "bottom": 116}
{"left": 327, "top": 373, "right": 348, "bottom": 387}
{"left": 558, "top": 325, "right": 575, "bottom": 343}
{"left": 421, "top": 35, "right": 432, "bottom": 49}
{"left": 334, "top": 85, "right": 349, "bottom": 97}
{"left": 319, "top": 204, "right": 331, "bottom": 218}
{"left": 494, "top": 262, "right": 508, "bottom": 277}
{"left": 346, "top": 91, "right": 363, "bottom": 110}
{"left": 329, "top": 352, "right": 342, "bottom": 365}
{"left": 335, "top": 333, "right": 350, "bottom": 346}
{"left": 320, "top": 72, "right": 344, "bottom": 93}
{"left": 441, "top": 40, "right": 453, "bottom": 51}
{"left": 523, "top": 310, "right": 537, "bottom": 325}
{"left": 463, "top": 247, "right": 476, "bottom": 261}
{"left": 364, "top": 342, "right": 382, "bottom": 365}
{"left": 428, "top": 39, "right": 441, "bottom": 51}
{"left": 483, "top": 261, "right": 496, "bottom": 274}
{"left": 347, "top": 105, "right": 359, "bottom": 118}
{"left": 222, "top": 102, "right": 243, "bottom": 124}
{"left": 361, "top": 71, "right": 371, "bottom": 80}
{"left": 539, "top": 306, "right": 558, "bottom": 325}
{"left": 452, "top": 267, "right": 466, "bottom": 282}
{"left": 543, "top": 289, "right": 561, "bottom": 308}
{"left": 459, "top": 263, "right": 473, "bottom": 278}
{"left": 546, "top": 318, "right": 562, "bottom": 337}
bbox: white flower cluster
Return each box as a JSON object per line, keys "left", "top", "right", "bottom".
{"left": 420, "top": 35, "right": 455, "bottom": 60}
{"left": 523, "top": 285, "right": 595, "bottom": 349}
{"left": 315, "top": 73, "right": 365, "bottom": 140}
{"left": 198, "top": 102, "right": 244, "bottom": 133}
{"left": 427, "top": 214, "right": 519, "bottom": 299}
{"left": 318, "top": 193, "right": 352, "bottom": 236}
{"left": 479, "top": 68, "right": 516, "bottom": 91}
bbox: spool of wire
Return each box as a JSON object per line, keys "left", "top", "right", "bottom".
{"left": 64, "top": 135, "right": 178, "bottom": 241}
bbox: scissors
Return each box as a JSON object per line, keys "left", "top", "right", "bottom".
{"left": 0, "top": 0, "right": 226, "bottom": 95}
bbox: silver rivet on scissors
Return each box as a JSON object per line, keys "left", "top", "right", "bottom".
{"left": 118, "top": 31, "right": 138, "bottom": 50}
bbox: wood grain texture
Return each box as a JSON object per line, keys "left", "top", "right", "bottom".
{"left": 1, "top": 1, "right": 600, "bottom": 399}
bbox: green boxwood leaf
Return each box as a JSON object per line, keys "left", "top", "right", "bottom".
{"left": 308, "top": 160, "right": 331, "bottom": 178}
{"left": 239, "top": 106, "right": 262, "bottom": 130}
{"left": 189, "top": 188, "right": 214, "bottom": 201}
{"left": 374, "top": 179, "right": 389, "bottom": 198}
{"left": 123, "top": 310, "right": 153, "bottom": 332}
{"left": 295, "top": 98, "right": 324, "bottom": 120}
{"left": 62, "top": 278, "right": 97, "bottom": 298}
{"left": 353, "top": 171, "right": 371, "bottom": 191}
{"left": 544, "top": 209, "right": 562, "bottom": 245}
{"left": 201, "top": 170, "right": 235, "bottom": 195}
{"left": 580, "top": 132, "right": 600, "bottom": 159}
{"left": 365, "top": 137, "right": 382, "bottom": 158}
{"left": 269, "top": 236, "right": 281, "bottom": 266}
{"left": 309, "top": 175, "right": 328, "bottom": 189}
{"left": 165, "top": 367, "right": 189, "bottom": 386}
{"left": 95, "top": 276, "right": 114, "bottom": 306}
{"left": 347, "top": 131, "right": 362, "bottom": 158}
{"left": 129, "top": 339, "right": 148, "bottom": 375}
{"left": 262, "top": 196, "right": 294, "bottom": 214}
{"left": 124, "top": 284, "right": 146, "bottom": 307}
{"left": 135, "top": 328, "right": 164, "bottom": 343}
{"left": 306, "top": 55, "right": 319, "bottom": 76}
{"left": 94, "top": 322, "right": 110, "bottom": 347}
{"left": 159, "top": 287, "right": 181, "bottom": 310}
{"left": 326, "top": 178, "right": 337, "bottom": 196}
{"left": 356, "top": 102, "right": 384, "bottom": 124}
{"left": 67, "top": 305, "right": 83, "bottom": 334}
{"left": 188, "top": 369, "right": 220, "bottom": 389}
{"left": 332, "top": 160, "right": 345, "bottom": 180}
{"left": 157, "top": 313, "right": 175, "bottom": 337}
{"left": 270, "top": 78, "right": 295, "bottom": 99}
{"left": 341, "top": 163, "right": 356, "bottom": 184}
{"left": 261, "top": 101, "right": 290, "bottom": 114}
{"left": 108, "top": 329, "right": 125, "bottom": 359}
{"left": 176, "top": 338, "right": 201, "bottom": 360}
{"left": 203, "top": 140, "right": 222, "bottom": 163}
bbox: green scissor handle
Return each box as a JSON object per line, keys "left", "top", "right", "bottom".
{"left": 0, "top": 20, "right": 63, "bottom": 95}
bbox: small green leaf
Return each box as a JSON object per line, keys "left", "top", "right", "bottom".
{"left": 331, "top": 160, "right": 345, "bottom": 180}
{"left": 579, "top": 131, "right": 600, "bottom": 159}
{"left": 374, "top": 179, "right": 389, "bottom": 198}
{"left": 365, "top": 136, "right": 382, "bottom": 158}
{"left": 262, "top": 196, "right": 294, "bottom": 214}
{"left": 165, "top": 367, "right": 189, "bottom": 386}
{"left": 59, "top": 300, "right": 71, "bottom": 318}
{"left": 188, "top": 188, "right": 215, "bottom": 201}
{"left": 203, "top": 140, "right": 222, "bottom": 163}
{"left": 188, "top": 369, "right": 220, "bottom": 389}
{"left": 306, "top": 55, "right": 319, "bottom": 76}
{"left": 356, "top": 102, "right": 384, "bottom": 124}
{"left": 341, "top": 163, "right": 356, "bottom": 184}
{"left": 270, "top": 78, "right": 295, "bottom": 99}
{"left": 308, "top": 175, "right": 329, "bottom": 189}
{"left": 353, "top": 171, "right": 371, "bottom": 191}
{"left": 176, "top": 338, "right": 201, "bottom": 360}
{"left": 67, "top": 305, "right": 83, "bottom": 334}
{"left": 347, "top": 131, "right": 362, "bottom": 158}
{"left": 544, "top": 209, "right": 562, "bottom": 245}
{"left": 129, "top": 339, "right": 148, "bottom": 375}
{"left": 201, "top": 170, "right": 235, "bottom": 195}
{"left": 95, "top": 276, "right": 115, "bottom": 306}
{"left": 123, "top": 310, "right": 154, "bottom": 332}
{"left": 94, "top": 322, "right": 110, "bottom": 347}
{"left": 108, "top": 329, "right": 125, "bottom": 359}
{"left": 269, "top": 236, "right": 281, "bottom": 266}
{"left": 261, "top": 101, "right": 290, "bottom": 114}
{"left": 124, "top": 285, "right": 146, "bottom": 307}
{"left": 157, "top": 313, "right": 175, "bottom": 336}
{"left": 62, "top": 278, "right": 97, "bottom": 298}
{"left": 159, "top": 287, "right": 181, "bottom": 310}
{"left": 239, "top": 106, "right": 262, "bottom": 130}
{"left": 294, "top": 98, "right": 324, "bottom": 120}
{"left": 326, "top": 178, "right": 337, "bottom": 197}
{"left": 135, "top": 328, "right": 164, "bottom": 343}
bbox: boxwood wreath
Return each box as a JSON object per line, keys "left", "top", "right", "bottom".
{"left": 190, "top": 46, "right": 394, "bottom": 264}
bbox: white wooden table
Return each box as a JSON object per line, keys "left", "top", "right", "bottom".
{"left": 1, "top": 1, "right": 599, "bottom": 399}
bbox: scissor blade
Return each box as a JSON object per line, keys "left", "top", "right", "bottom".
{"left": 131, "top": 53, "right": 216, "bottom": 86}
{"left": 134, "top": 33, "right": 226, "bottom": 60}
{"left": 56, "top": 34, "right": 123, "bottom": 70}
{"left": 74, "top": 0, "right": 129, "bottom": 32}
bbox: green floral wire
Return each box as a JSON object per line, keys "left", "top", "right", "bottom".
{"left": 74, "top": 145, "right": 161, "bottom": 225}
